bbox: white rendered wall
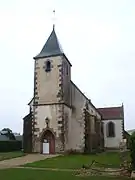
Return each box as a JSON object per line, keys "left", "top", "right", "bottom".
{"left": 103, "top": 119, "right": 123, "bottom": 148}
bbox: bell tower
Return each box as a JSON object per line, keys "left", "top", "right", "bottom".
{"left": 32, "top": 26, "right": 72, "bottom": 153}
{"left": 33, "top": 26, "right": 71, "bottom": 105}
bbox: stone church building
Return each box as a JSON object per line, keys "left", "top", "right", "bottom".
{"left": 23, "top": 26, "right": 125, "bottom": 154}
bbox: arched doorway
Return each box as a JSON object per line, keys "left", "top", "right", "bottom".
{"left": 41, "top": 130, "right": 55, "bottom": 154}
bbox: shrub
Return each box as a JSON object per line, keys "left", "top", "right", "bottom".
{"left": 0, "top": 140, "right": 22, "bottom": 152}
{"left": 130, "top": 132, "right": 135, "bottom": 170}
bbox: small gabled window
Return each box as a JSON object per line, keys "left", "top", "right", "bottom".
{"left": 45, "top": 61, "right": 51, "bottom": 72}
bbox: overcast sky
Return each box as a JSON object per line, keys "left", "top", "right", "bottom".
{"left": 0, "top": 0, "right": 135, "bottom": 133}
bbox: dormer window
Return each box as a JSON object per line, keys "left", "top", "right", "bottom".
{"left": 45, "top": 60, "right": 51, "bottom": 72}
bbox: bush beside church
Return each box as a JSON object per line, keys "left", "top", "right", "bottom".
{"left": 0, "top": 140, "right": 22, "bottom": 152}
{"left": 0, "top": 129, "right": 22, "bottom": 152}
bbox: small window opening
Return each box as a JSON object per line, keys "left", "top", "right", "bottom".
{"left": 45, "top": 61, "right": 51, "bottom": 72}
{"left": 66, "top": 65, "right": 68, "bottom": 75}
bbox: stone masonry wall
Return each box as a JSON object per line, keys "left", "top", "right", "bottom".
{"left": 69, "top": 82, "right": 102, "bottom": 152}
{"left": 32, "top": 56, "right": 67, "bottom": 153}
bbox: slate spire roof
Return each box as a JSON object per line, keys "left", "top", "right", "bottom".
{"left": 34, "top": 26, "right": 64, "bottom": 59}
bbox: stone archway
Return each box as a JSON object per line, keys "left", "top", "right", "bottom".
{"left": 40, "top": 129, "right": 55, "bottom": 154}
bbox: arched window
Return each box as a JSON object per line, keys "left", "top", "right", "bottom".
{"left": 107, "top": 122, "right": 115, "bottom": 137}
{"left": 45, "top": 61, "right": 51, "bottom": 72}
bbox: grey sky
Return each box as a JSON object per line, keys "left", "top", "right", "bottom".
{"left": 0, "top": 0, "right": 135, "bottom": 133}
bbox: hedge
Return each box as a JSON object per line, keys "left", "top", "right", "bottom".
{"left": 0, "top": 140, "right": 22, "bottom": 152}
{"left": 130, "top": 132, "right": 135, "bottom": 170}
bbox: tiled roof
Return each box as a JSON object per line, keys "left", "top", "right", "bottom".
{"left": 97, "top": 106, "right": 124, "bottom": 120}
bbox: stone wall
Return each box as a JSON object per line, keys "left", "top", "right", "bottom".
{"left": 31, "top": 54, "right": 102, "bottom": 153}
{"left": 34, "top": 56, "right": 63, "bottom": 104}
{"left": 62, "top": 56, "right": 71, "bottom": 106}
{"left": 33, "top": 104, "right": 65, "bottom": 153}
{"left": 32, "top": 55, "right": 66, "bottom": 153}
{"left": 68, "top": 82, "right": 102, "bottom": 152}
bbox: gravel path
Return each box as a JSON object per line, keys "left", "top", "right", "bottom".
{"left": 0, "top": 154, "right": 58, "bottom": 169}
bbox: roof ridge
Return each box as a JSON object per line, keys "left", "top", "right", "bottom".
{"left": 97, "top": 106, "right": 122, "bottom": 109}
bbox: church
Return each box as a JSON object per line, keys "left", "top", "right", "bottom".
{"left": 23, "top": 25, "right": 125, "bottom": 154}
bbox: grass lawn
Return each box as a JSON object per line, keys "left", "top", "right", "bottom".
{"left": 24, "top": 152, "right": 128, "bottom": 169}
{"left": 0, "top": 151, "right": 25, "bottom": 161}
{"left": 0, "top": 168, "right": 130, "bottom": 180}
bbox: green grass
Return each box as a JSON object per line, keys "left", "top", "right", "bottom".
{"left": 0, "top": 151, "right": 25, "bottom": 161}
{"left": 0, "top": 168, "right": 130, "bottom": 180}
{"left": 24, "top": 152, "right": 127, "bottom": 169}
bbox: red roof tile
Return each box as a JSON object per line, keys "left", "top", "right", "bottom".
{"left": 97, "top": 106, "right": 124, "bottom": 120}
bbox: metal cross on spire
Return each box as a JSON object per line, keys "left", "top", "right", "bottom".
{"left": 53, "top": 10, "right": 56, "bottom": 29}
